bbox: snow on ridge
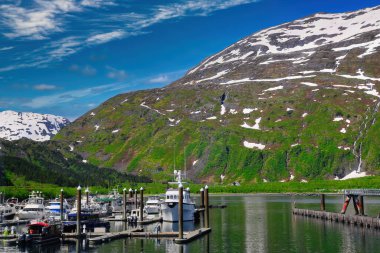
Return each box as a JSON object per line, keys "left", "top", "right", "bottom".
{"left": 221, "top": 75, "right": 316, "bottom": 85}
{"left": 243, "top": 108, "right": 258, "bottom": 114}
{"left": 241, "top": 117, "right": 262, "bottom": 130}
{"left": 220, "top": 104, "right": 226, "bottom": 115}
{"left": 333, "top": 117, "right": 344, "bottom": 122}
{"left": 0, "top": 110, "right": 70, "bottom": 142}
{"left": 196, "top": 70, "right": 229, "bottom": 83}
{"left": 301, "top": 82, "right": 318, "bottom": 87}
{"left": 340, "top": 170, "right": 368, "bottom": 180}
{"left": 243, "top": 141, "right": 265, "bottom": 150}
{"left": 185, "top": 6, "right": 380, "bottom": 77}
{"left": 263, "top": 85, "right": 284, "bottom": 92}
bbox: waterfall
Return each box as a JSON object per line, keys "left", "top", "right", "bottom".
{"left": 353, "top": 99, "right": 380, "bottom": 172}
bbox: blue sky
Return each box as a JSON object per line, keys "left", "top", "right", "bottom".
{"left": 0, "top": 0, "right": 379, "bottom": 120}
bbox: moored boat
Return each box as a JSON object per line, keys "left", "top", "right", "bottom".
{"left": 161, "top": 170, "right": 195, "bottom": 222}
{"left": 144, "top": 196, "right": 162, "bottom": 214}
{"left": 17, "top": 192, "right": 46, "bottom": 220}
{"left": 18, "top": 221, "right": 61, "bottom": 245}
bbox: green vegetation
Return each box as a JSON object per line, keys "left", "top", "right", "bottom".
{"left": 2, "top": 176, "right": 380, "bottom": 200}
{"left": 53, "top": 81, "right": 380, "bottom": 184}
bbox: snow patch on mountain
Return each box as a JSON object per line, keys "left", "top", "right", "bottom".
{"left": 0, "top": 110, "right": 70, "bottom": 142}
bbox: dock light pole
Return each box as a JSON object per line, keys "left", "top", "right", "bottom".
{"left": 140, "top": 187, "right": 144, "bottom": 222}
{"left": 200, "top": 188, "right": 204, "bottom": 208}
{"left": 129, "top": 188, "right": 133, "bottom": 198}
{"left": 135, "top": 189, "right": 138, "bottom": 209}
{"left": 205, "top": 185, "right": 209, "bottom": 228}
{"left": 60, "top": 189, "right": 64, "bottom": 221}
{"left": 85, "top": 188, "right": 89, "bottom": 207}
{"left": 123, "top": 188, "right": 127, "bottom": 221}
{"left": 77, "top": 186, "right": 82, "bottom": 237}
{"left": 178, "top": 183, "right": 184, "bottom": 239}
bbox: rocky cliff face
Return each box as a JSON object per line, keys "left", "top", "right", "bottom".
{"left": 55, "top": 5, "right": 380, "bottom": 183}
{"left": 0, "top": 110, "right": 70, "bottom": 142}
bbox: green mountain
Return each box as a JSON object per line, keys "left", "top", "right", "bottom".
{"left": 55, "top": 6, "right": 380, "bottom": 183}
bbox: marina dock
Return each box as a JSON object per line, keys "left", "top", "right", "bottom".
{"left": 292, "top": 208, "right": 380, "bottom": 229}
{"left": 292, "top": 189, "right": 380, "bottom": 230}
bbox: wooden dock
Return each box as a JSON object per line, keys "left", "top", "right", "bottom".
{"left": 174, "top": 228, "right": 211, "bottom": 244}
{"left": 86, "top": 228, "right": 143, "bottom": 244}
{"left": 293, "top": 208, "right": 380, "bottom": 229}
{"left": 0, "top": 220, "right": 29, "bottom": 227}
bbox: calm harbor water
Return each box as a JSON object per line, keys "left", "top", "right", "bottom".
{"left": 3, "top": 194, "right": 380, "bottom": 252}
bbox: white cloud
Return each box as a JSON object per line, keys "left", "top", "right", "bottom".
{"left": 81, "top": 0, "right": 116, "bottom": 8}
{"left": 86, "top": 30, "right": 125, "bottom": 45}
{"left": 69, "top": 64, "right": 97, "bottom": 76}
{"left": 23, "top": 82, "right": 128, "bottom": 108}
{"left": 0, "top": 0, "right": 80, "bottom": 40}
{"left": 149, "top": 75, "right": 169, "bottom": 83}
{"left": 0, "top": 0, "right": 259, "bottom": 72}
{"left": 107, "top": 66, "right": 127, "bottom": 81}
{"left": 33, "top": 84, "right": 58, "bottom": 91}
{"left": 0, "top": 46, "right": 14, "bottom": 51}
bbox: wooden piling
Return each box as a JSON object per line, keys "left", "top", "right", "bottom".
{"left": 129, "top": 188, "right": 133, "bottom": 199}
{"left": 205, "top": 185, "right": 209, "bottom": 228}
{"left": 139, "top": 187, "right": 144, "bottom": 222}
{"left": 178, "top": 184, "right": 183, "bottom": 240}
{"left": 0, "top": 192, "right": 2, "bottom": 204}
{"left": 76, "top": 186, "right": 81, "bottom": 237}
{"left": 320, "top": 194, "right": 325, "bottom": 211}
{"left": 200, "top": 188, "right": 204, "bottom": 208}
{"left": 134, "top": 189, "right": 138, "bottom": 209}
{"left": 85, "top": 188, "right": 89, "bottom": 206}
{"left": 123, "top": 188, "right": 127, "bottom": 221}
{"left": 359, "top": 196, "right": 365, "bottom": 215}
{"left": 60, "top": 189, "right": 64, "bottom": 221}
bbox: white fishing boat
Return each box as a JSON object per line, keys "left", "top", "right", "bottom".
{"left": 144, "top": 196, "right": 162, "bottom": 214}
{"left": 161, "top": 170, "right": 195, "bottom": 222}
{"left": 0, "top": 203, "right": 16, "bottom": 220}
{"left": 46, "top": 198, "right": 71, "bottom": 220}
{"left": 17, "top": 192, "right": 46, "bottom": 220}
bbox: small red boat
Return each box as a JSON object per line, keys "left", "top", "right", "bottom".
{"left": 18, "top": 221, "right": 61, "bottom": 245}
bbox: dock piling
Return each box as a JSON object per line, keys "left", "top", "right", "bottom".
{"left": 85, "top": 187, "right": 89, "bottom": 206}
{"left": 134, "top": 189, "right": 138, "bottom": 209}
{"left": 139, "top": 187, "right": 144, "bottom": 222}
{"left": 129, "top": 188, "right": 133, "bottom": 199}
{"left": 60, "top": 189, "right": 64, "bottom": 221}
{"left": 200, "top": 188, "right": 204, "bottom": 208}
{"left": 205, "top": 185, "right": 209, "bottom": 228}
{"left": 178, "top": 183, "right": 183, "bottom": 240}
{"left": 359, "top": 195, "right": 365, "bottom": 215}
{"left": 77, "top": 186, "right": 81, "bottom": 237}
{"left": 123, "top": 188, "right": 127, "bottom": 220}
{"left": 320, "top": 194, "right": 325, "bottom": 211}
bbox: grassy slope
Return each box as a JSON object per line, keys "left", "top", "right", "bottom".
{"left": 54, "top": 74, "right": 380, "bottom": 183}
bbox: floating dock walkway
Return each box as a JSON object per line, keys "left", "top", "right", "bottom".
{"left": 292, "top": 208, "right": 380, "bottom": 229}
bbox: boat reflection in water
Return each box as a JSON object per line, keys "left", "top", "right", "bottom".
{"left": 161, "top": 221, "right": 194, "bottom": 232}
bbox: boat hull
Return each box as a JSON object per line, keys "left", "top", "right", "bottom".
{"left": 161, "top": 202, "right": 195, "bottom": 222}
{"left": 17, "top": 211, "right": 45, "bottom": 220}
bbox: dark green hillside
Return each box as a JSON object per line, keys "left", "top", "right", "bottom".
{"left": 0, "top": 138, "right": 150, "bottom": 187}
